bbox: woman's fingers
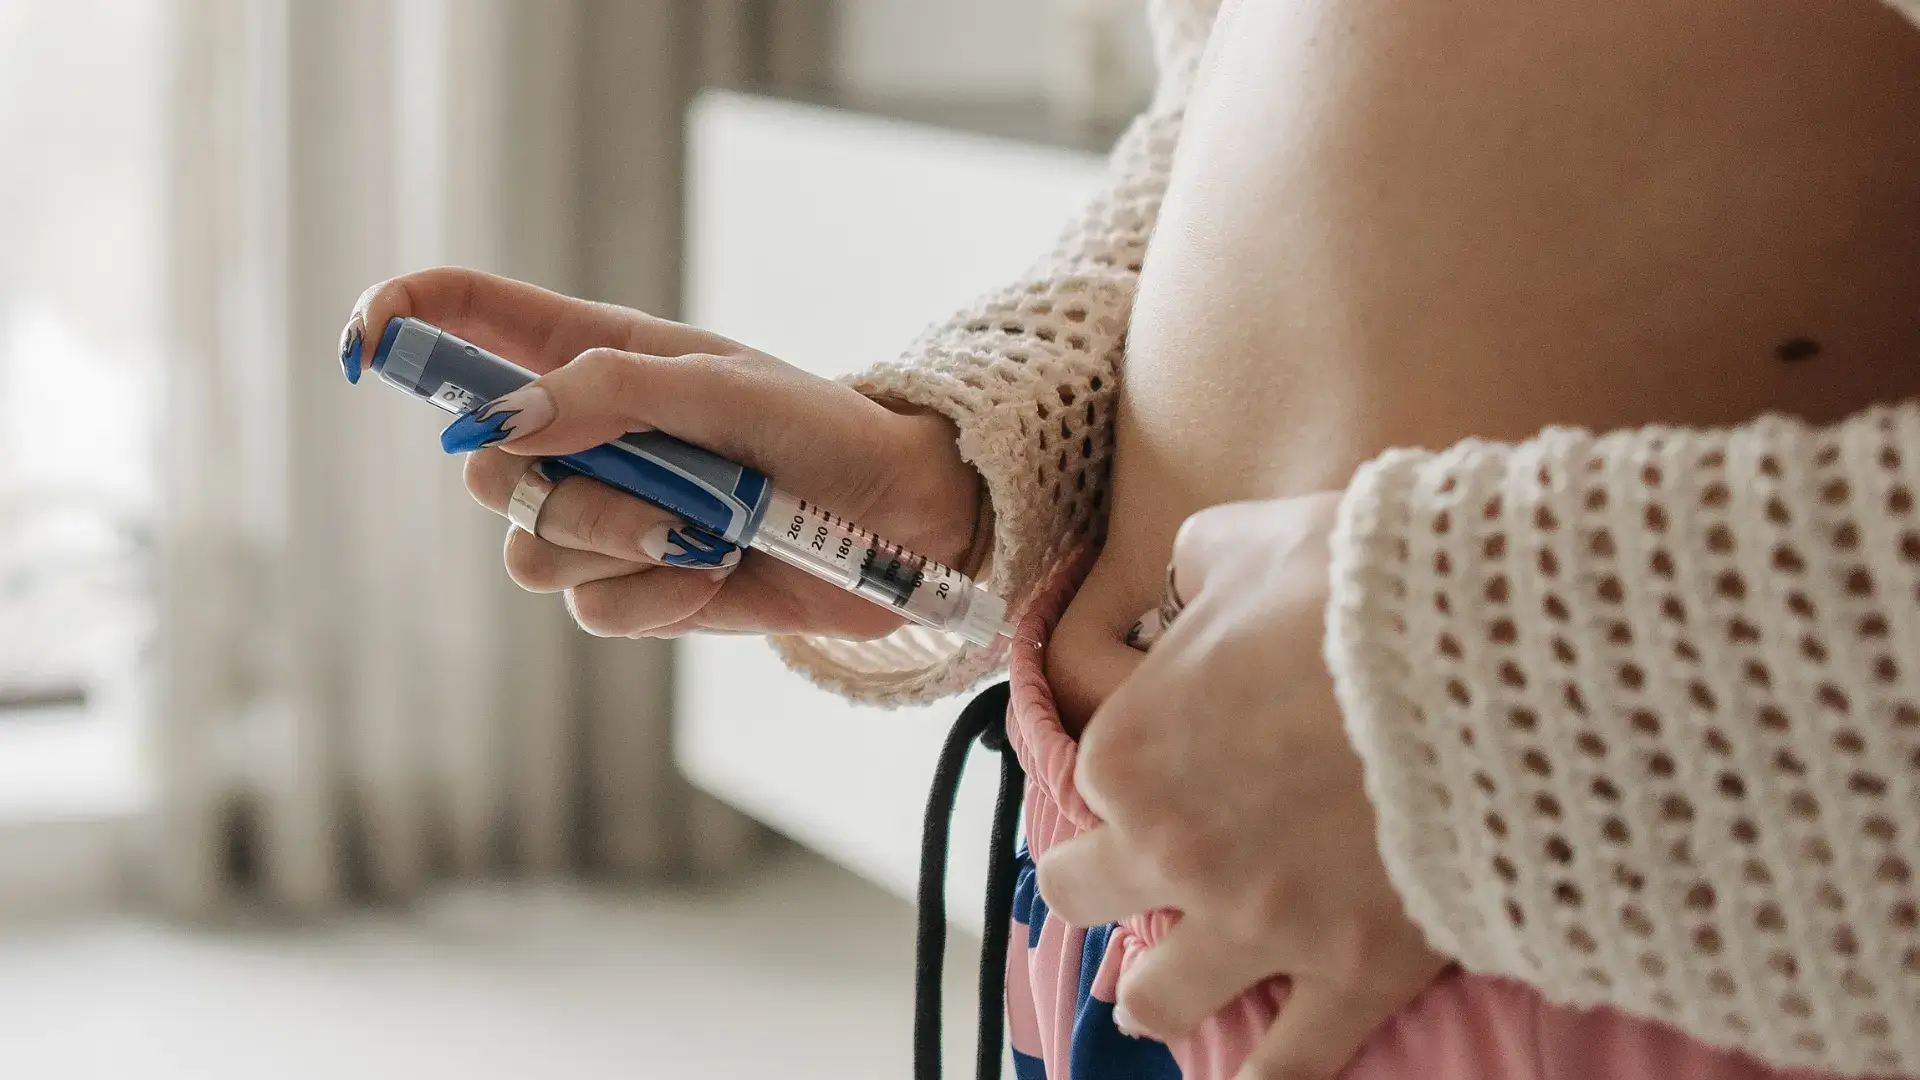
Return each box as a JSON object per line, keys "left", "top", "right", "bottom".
{"left": 566, "top": 565, "right": 729, "bottom": 638}
{"left": 1237, "top": 980, "right": 1404, "bottom": 1080}
{"left": 1167, "top": 496, "right": 1343, "bottom": 617}
{"left": 1113, "top": 920, "right": 1277, "bottom": 1043}
{"left": 502, "top": 528, "right": 649, "bottom": 593}
{"left": 439, "top": 344, "right": 872, "bottom": 478}
{"left": 466, "top": 450, "right": 686, "bottom": 564}
{"left": 340, "top": 266, "right": 731, "bottom": 384}
{"left": 1035, "top": 826, "right": 1168, "bottom": 929}
{"left": 1130, "top": 502, "right": 1268, "bottom": 645}
{"left": 1169, "top": 502, "right": 1258, "bottom": 600}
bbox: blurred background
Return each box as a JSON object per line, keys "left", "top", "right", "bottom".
{"left": 0, "top": 0, "right": 1148, "bottom": 1077}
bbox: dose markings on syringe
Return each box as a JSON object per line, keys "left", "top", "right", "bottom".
{"left": 779, "top": 497, "right": 964, "bottom": 610}
{"left": 780, "top": 500, "right": 870, "bottom": 583}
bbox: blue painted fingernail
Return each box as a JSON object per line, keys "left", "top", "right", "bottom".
{"left": 439, "top": 385, "right": 555, "bottom": 454}
{"left": 641, "top": 522, "right": 741, "bottom": 569}
{"left": 339, "top": 319, "right": 364, "bottom": 384}
{"left": 1125, "top": 609, "right": 1163, "bottom": 651}
{"left": 439, "top": 407, "right": 522, "bottom": 454}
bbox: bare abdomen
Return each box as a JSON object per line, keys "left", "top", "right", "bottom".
{"left": 1048, "top": 0, "right": 1920, "bottom": 732}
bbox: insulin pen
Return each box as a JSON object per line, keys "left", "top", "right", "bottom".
{"left": 363, "top": 317, "right": 1012, "bottom": 647}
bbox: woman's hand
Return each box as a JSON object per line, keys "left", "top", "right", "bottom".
{"left": 341, "top": 267, "right": 982, "bottom": 640}
{"left": 1035, "top": 492, "right": 1447, "bottom": 1080}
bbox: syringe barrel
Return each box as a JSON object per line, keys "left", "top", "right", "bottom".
{"left": 750, "top": 491, "right": 1007, "bottom": 646}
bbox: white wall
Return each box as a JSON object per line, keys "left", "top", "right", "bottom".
{"left": 835, "top": 0, "right": 1153, "bottom": 101}
{"left": 837, "top": 0, "right": 1048, "bottom": 97}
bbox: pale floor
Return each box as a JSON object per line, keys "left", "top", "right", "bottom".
{"left": 0, "top": 845, "right": 995, "bottom": 1080}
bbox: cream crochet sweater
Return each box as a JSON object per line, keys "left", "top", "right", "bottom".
{"left": 774, "top": 0, "right": 1920, "bottom": 1073}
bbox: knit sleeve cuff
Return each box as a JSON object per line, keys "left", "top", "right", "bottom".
{"left": 1327, "top": 404, "right": 1920, "bottom": 1075}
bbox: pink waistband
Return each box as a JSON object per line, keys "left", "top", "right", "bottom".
{"left": 1005, "top": 549, "right": 1103, "bottom": 849}
{"left": 1004, "top": 548, "right": 1193, "bottom": 965}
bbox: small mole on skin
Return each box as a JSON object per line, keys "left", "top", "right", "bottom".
{"left": 1777, "top": 337, "right": 1822, "bottom": 363}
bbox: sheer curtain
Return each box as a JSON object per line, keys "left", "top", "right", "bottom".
{"left": 0, "top": 1, "right": 164, "bottom": 709}
{"left": 155, "top": 0, "right": 832, "bottom": 916}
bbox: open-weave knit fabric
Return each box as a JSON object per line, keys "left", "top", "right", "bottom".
{"left": 1330, "top": 403, "right": 1920, "bottom": 1075}
{"left": 768, "top": 0, "right": 1222, "bottom": 704}
{"left": 771, "top": 0, "right": 1920, "bottom": 1071}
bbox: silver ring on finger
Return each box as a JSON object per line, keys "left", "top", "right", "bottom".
{"left": 1158, "top": 560, "right": 1187, "bottom": 629}
{"left": 507, "top": 462, "right": 560, "bottom": 538}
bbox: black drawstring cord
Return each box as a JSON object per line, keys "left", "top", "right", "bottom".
{"left": 915, "top": 681, "right": 1025, "bottom": 1080}
{"left": 976, "top": 703, "right": 1027, "bottom": 1078}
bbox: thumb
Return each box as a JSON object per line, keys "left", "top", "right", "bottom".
{"left": 1169, "top": 492, "right": 1345, "bottom": 602}
{"left": 1169, "top": 501, "right": 1264, "bottom": 601}
{"left": 1235, "top": 982, "right": 1386, "bottom": 1080}
{"left": 436, "top": 346, "right": 870, "bottom": 478}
